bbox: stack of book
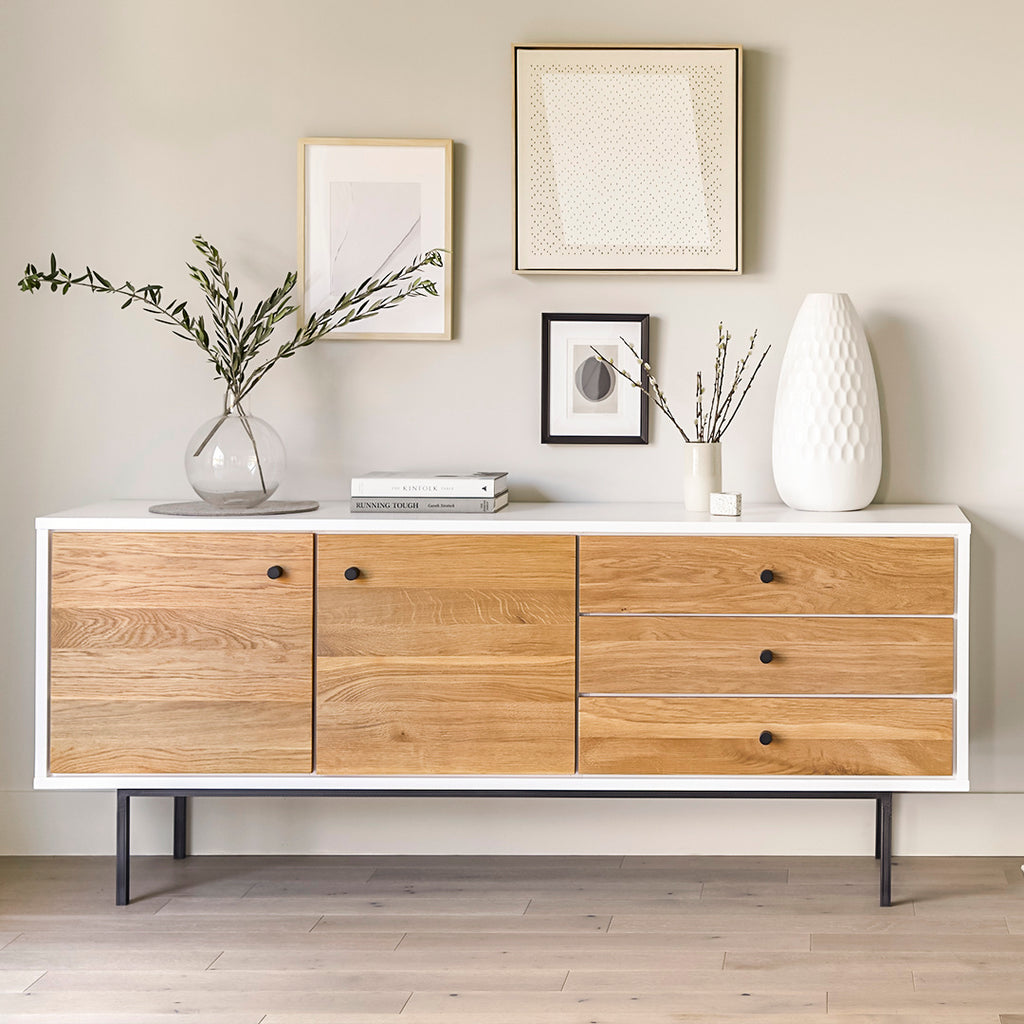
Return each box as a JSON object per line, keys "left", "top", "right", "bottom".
{"left": 349, "top": 471, "right": 509, "bottom": 513}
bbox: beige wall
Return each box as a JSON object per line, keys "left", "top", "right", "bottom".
{"left": 2, "top": 0, "right": 1022, "bottom": 854}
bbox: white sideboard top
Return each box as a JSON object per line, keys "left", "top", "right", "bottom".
{"left": 37, "top": 501, "right": 971, "bottom": 537}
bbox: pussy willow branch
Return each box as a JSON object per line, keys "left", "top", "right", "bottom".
{"left": 591, "top": 326, "right": 769, "bottom": 444}
{"left": 590, "top": 338, "right": 692, "bottom": 442}
{"left": 717, "top": 337, "right": 772, "bottom": 439}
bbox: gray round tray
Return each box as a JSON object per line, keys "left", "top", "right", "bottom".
{"left": 149, "top": 500, "right": 320, "bottom": 517}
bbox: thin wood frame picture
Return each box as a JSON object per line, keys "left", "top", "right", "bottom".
{"left": 542, "top": 313, "right": 650, "bottom": 444}
{"left": 514, "top": 45, "right": 742, "bottom": 274}
{"left": 299, "top": 138, "right": 453, "bottom": 340}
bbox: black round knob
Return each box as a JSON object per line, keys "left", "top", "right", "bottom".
{"left": 759, "top": 730, "right": 774, "bottom": 745}
{"left": 759, "top": 649, "right": 774, "bottom": 664}
{"left": 760, "top": 569, "right": 774, "bottom": 583}
{"left": 266, "top": 565, "right": 284, "bottom": 579}
{"left": 344, "top": 566, "right": 361, "bottom": 581}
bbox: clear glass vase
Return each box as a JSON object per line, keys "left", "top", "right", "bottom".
{"left": 185, "top": 398, "right": 285, "bottom": 509}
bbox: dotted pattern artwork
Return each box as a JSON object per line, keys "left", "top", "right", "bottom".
{"left": 523, "top": 53, "right": 731, "bottom": 261}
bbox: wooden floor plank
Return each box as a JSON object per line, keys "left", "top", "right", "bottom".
{"left": 813, "top": 933, "right": 1024, "bottom": 952}
{"left": 0, "top": 990, "right": 410, "bottom": 1013}
{"left": 906, "top": 893, "right": 1024, "bottom": 915}
{"left": 313, "top": 914, "right": 611, "bottom": 933}
{"left": 27, "top": 967, "right": 568, "bottom": 993}
{"left": 241, "top": 880, "right": 704, "bottom": 897}
{"left": 609, "top": 909, "right": 931, "bottom": 933}
{"left": 0, "top": 947, "right": 220, "bottom": 970}
{"left": 561, "top": 965, "right": 914, "bottom": 991}
{"left": 370, "top": 863, "right": 790, "bottom": 883}
{"left": 209, "top": 947, "right": 727, "bottom": 972}
{"left": 827, "top": 987, "right": 1024, "bottom": 1013}
{"left": 396, "top": 930, "right": 810, "bottom": 952}
{"left": 916, "top": 971, "right": 1024, "bottom": 990}
{"left": 731, "top": 950, "right": 1024, "bottom": 970}
{"left": 157, "top": 895, "right": 531, "bottom": 916}
{"left": 403, "top": 990, "right": 828, "bottom": 1014}
{"left": 525, "top": 896, "right": 704, "bottom": 915}
{"left": 4, "top": 931, "right": 404, "bottom": 952}
{"left": 0, "top": 913, "right": 326, "bottom": 933}
{"left": 0, "top": 969, "right": 46, "bottom": 992}
{"left": 0, "top": 1015, "right": 262, "bottom": 1024}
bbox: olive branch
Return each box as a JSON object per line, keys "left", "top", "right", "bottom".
{"left": 19, "top": 237, "right": 443, "bottom": 408}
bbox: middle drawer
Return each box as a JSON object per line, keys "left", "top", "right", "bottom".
{"left": 578, "top": 616, "right": 954, "bottom": 695}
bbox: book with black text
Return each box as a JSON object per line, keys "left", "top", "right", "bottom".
{"left": 349, "top": 491, "right": 510, "bottom": 513}
{"left": 350, "top": 471, "right": 509, "bottom": 498}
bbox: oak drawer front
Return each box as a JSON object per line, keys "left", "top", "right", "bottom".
{"left": 49, "top": 532, "right": 314, "bottom": 774}
{"left": 578, "top": 697, "right": 954, "bottom": 776}
{"left": 579, "top": 616, "right": 954, "bottom": 695}
{"left": 578, "top": 536, "right": 955, "bottom": 615}
{"left": 317, "top": 534, "right": 576, "bottom": 775}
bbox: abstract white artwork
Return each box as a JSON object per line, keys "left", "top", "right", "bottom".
{"left": 329, "top": 181, "right": 422, "bottom": 294}
{"left": 515, "top": 46, "right": 741, "bottom": 274}
{"left": 300, "top": 139, "right": 452, "bottom": 340}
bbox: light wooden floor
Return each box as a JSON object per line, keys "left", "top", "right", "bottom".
{"left": 2, "top": 854, "right": 1024, "bottom": 1022}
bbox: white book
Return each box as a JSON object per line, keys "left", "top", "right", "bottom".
{"left": 351, "top": 471, "right": 509, "bottom": 498}
{"left": 350, "top": 492, "right": 510, "bottom": 514}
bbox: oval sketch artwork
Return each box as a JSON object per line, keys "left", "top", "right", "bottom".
{"left": 572, "top": 343, "right": 619, "bottom": 414}
{"left": 330, "top": 182, "right": 421, "bottom": 291}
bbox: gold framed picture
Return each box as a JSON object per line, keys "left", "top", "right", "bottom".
{"left": 514, "top": 45, "right": 742, "bottom": 274}
{"left": 299, "top": 138, "right": 453, "bottom": 340}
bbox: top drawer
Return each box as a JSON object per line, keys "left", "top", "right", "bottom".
{"left": 578, "top": 536, "right": 955, "bottom": 615}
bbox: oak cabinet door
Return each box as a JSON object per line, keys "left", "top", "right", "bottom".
{"left": 48, "top": 532, "right": 314, "bottom": 774}
{"left": 317, "top": 534, "right": 576, "bottom": 774}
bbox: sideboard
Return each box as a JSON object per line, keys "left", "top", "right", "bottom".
{"left": 35, "top": 501, "right": 970, "bottom": 905}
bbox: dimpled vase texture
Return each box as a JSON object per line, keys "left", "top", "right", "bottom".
{"left": 772, "top": 293, "right": 881, "bottom": 512}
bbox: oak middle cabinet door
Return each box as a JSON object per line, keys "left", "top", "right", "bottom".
{"left": 49, "top": 532, "right": 314, "bottom": 774}
{"left": 316, "top": 535, "right": 577, "bottom": 774}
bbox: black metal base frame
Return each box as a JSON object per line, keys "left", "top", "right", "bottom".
{"left": 115, "top": 789, "right": 894, "bottom": 908}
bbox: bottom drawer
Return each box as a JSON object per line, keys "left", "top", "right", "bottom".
{"left": 578, "top": 697, "right": 953, "bottom": 776}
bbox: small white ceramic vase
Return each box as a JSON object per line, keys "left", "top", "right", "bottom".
{"left": 682, "top": 442, "right": 722, "bottom": 513}
{"left": 772, "top": 293, "right": 882, "bottom": 512}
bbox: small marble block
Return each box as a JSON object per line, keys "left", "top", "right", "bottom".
{"left": 709, "top": 492, "right": 742, "bottom": 516}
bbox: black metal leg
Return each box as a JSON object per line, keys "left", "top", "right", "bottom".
{"left": 116, "top": 790, "right": 130, "bottom": 906}
{"left": 173, "top": 796, "right": 188, "bottom": 860}
{"left": 878, "top": 792, "right": 892, "bottom": 907}
{"left": 874, "top": 797, "right": 882, "bottom": 859}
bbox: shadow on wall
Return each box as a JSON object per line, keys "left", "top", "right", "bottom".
{"left": 864, "top": 313, "right": 935, "bottom": 503}
{"left": 959, "top": 511, "right": 1024, "bottom": 792}
{"left": 740, "top": 47, "right": 780, "bottom": 278}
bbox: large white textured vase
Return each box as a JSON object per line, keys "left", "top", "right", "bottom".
{"left": 772, "top": 293, "right": 882, "bottom": 511}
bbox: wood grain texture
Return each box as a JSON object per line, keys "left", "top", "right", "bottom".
{"left": 316, "top": 535, "right": 576, "bottom": 774}
{"left": 579, "top": 616, "right": 954, "bottom": 695}
{"left": 578, "top": 535, "right": 956, "bottom": 614}
{"left": 578, "top": 697, "right": 953, "bottom": 776}
{"left": 2, "top": 854, "right": 1021, "bottom": 1021}
{"left": 49, "top": 532, "right": 313, "bottom": 774}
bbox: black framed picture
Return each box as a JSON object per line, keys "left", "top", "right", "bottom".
{"left": 541, "top": 313, "right": 650, "bottom": 444}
